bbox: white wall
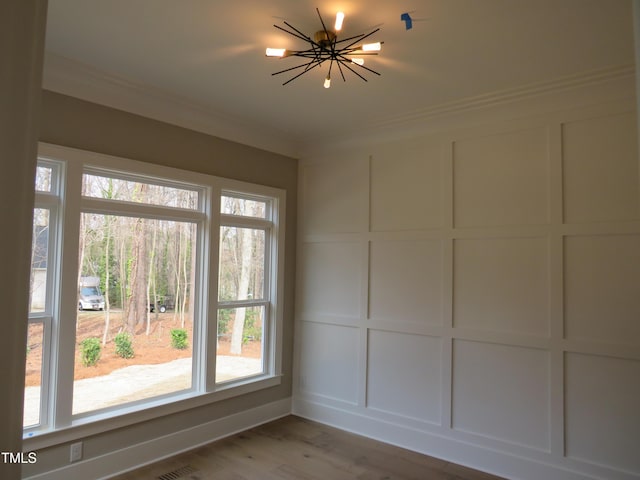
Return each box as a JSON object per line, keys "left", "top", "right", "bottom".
{"left": 293, "top": 76, "right": 639, "bottom": 480}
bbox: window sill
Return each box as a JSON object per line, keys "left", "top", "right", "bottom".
{"left": 24, "top": 374, "right": 282, "bottom": 451}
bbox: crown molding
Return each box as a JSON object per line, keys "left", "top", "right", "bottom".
{"left": 376, "top": 64, "right": 635, "bottom": 127}
{"left": 42, "top": 52, "right": 300, "bottom": 159}
{"left": 43, "top": 52, "right": 634, "bottom": 160}
{"left": 297, "top": 64, "right": 636, "bottom": 156}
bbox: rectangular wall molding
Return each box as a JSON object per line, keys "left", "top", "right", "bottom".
{"left": 295, "top": 89, "right": 639, "bottom": 480}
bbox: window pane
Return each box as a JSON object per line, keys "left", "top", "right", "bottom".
{"left": 24, "top": 323, "right": 44, "bottom": 428}
{"left": 219, "top": 227, "right": 265, "bottom": 301}
{"left": 82, "top": 173, "right": 199, "bottom": 210}
{"left": 35, "top": 166, "right": 52, "bottom": 192}
{"left": 72, "top": 214, "right": 197, "bottom": 415}
{"left": 216, "top": 306, "right": 264, "bottom": 383}
{"left": 30, "top": 208, "right": 49, "bottom": 313}
{"left": 221, "top": 196, "right": 267, "bottom": 218}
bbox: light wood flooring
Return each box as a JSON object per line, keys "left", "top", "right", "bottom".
{"left": 110, "top": 415, "right": 506, "bottom": 480}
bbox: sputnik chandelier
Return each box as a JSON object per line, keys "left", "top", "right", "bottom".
{"left": 265, "top": 8, "right": 383, "bottom": 88}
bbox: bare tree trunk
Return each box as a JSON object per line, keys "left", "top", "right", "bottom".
{"left": 126, "top": 221, "right": 141, "bottom": 334}
{"left": 119, "top": 220, "right": 128, "bottom": 328}
{"left": 102, "top": 216, "right": 111, "bottom": 346}
{"left": 76, "top": 213, "right": 86, "bottom": 317}
{"left": 173, "top": 226, "right": 182, "bottom": 323}
{"left": 188, "top": 222, "right": 197, "bottom": 325}
{"left": 146, "top": 219, "right": 158, "bottom": 335}
{"left": 180, "top": 223, "right": 188, "bottom": 328}
{"left": 230, "top": 226, "right": 252, "bottom": 354}
{"left": 126, "top": 213, "right": 149, "bottom": 333}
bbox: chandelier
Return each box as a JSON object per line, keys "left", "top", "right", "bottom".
{"left": 265, "top": 8, "right": 383, "bottom": 88}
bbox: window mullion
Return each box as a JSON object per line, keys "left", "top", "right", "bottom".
{"left": 218, "top": 300, "right": 269, "bottom": 309}
{"left": 51, "top": 159, "right": 83, "bottom": 429}
{"left": 81, "top": 197, "right": 205, "bottom": 223}
{"left": 220, "top": 214, "right": 271, "bottom": 230}
{"left": 205, "top": 186, "right": 222, "bottom": 391}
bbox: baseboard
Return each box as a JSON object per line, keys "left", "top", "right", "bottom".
{"left": 25, "top": 397, "right": 292, "bottom": 480}
{"left": 292, "top": 397, "right": 635, "bottom": 480}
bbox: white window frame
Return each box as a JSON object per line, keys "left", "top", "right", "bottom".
{"left": 25, "top": 159, "right": 63, "bottom": 432}
{"left": 24, "top": 143, "right": 286, "bottom": 449}
{"left": 215, "top": 192, "right": 276, "bottom": 385}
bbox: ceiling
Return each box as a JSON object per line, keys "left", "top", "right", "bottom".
{"left": 43, "top": 0, "right": 635, "bottom": 157}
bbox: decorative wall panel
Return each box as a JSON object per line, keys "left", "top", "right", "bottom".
{"left": 564, "top": 234, "right": 640, "bottom": 345}
{"left": 370, "top": 139, "right": 442, "bottom": 231}
{"left": 367, "top": 330, "right": 441, "bottom": 423}
{"left": 369, "top": 239, "right": 443, "bottom": 325}
{"left": 453, "top": 127, "right": 550, "bottom": 227}
{"left": 453, "top": 236, "right": 550, "bottom": 336}
{"left": 302, "top": 156, "right": 368, "bottom": 234}
{"left": 452, "top": 340, "right": 550, "bottom": 450}
{"left": 298, "top": 321, "right": 360, "bottom": 404}
{"left": 565, "top": 353, "right": 640, "bottom": 474}
{"left": 296, "top": 100, "right": 640, "bottom": 480}
{"left": 300, "top": 241, "right": 362, "bottom": 318}
{"left": 562, "top": 112, "right": 639, "bottom": 223}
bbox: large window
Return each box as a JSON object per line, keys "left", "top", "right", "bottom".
{"left": 24, "top": 144, "right": 285, "bottom": 438}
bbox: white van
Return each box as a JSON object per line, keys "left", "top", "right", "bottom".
{"left": 78, "top": 276, "right": 105, "bottom": 311}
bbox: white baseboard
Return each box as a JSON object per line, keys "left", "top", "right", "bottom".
{"left": 25, "top": 397, "right": 292, "bottom": 480}
{"left": 292, "top": 397, "right": 635, "bottom": 480}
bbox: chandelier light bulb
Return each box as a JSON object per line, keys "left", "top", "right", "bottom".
{"left": 265, "top": 48, "right": 287, "bottom": 57}
{"left": 335, "top": 12, "right": 345, "bottom": 31}
{"left": 324, "top": 76, "right": 331, "bottom": 88}
{"left": 362, "top": 42, "right": 381, "bottom": 52}
{"left": 351, "top": 58, "right": 365, "bottom": 66}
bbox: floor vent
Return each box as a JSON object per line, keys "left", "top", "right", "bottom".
{"left": 157, "top": 464, "right": 199, "bottom": 480}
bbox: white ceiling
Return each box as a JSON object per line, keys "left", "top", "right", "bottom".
{"left": 43, "top": 0, "right": 635, "bottom": 156}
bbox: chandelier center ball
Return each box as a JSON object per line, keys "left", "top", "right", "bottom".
{"left": 314, "top": 30, "right": 337, "bottom": 49}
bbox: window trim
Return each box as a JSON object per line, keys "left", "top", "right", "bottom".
{"left": 24, "top": 143, "right": 286, "bottom": 450}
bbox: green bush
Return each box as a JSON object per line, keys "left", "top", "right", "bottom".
{"left": 243, "top": 309, "right": 262, "bottom": 344}
{"left": 80, "top": 337, "right": 101, "bottom": 367}
{"left": 217, "top": 309, "right": 231, "bottom": 335}
{"left": 170, "top": 329, "right": 188, "bottom": 350}
{"left": 114, "top": 332, "right": 134, "bottom": 359}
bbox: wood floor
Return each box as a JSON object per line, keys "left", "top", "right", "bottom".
{"left": 110, "top": 415, "right": 506, "bottom": 480}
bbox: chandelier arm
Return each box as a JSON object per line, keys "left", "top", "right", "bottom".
{"left": 336, "top": 59, "right": 346, "bottom": 82}
{"left": 304, "top": 59, "right": 319, "bottom": 72}
{"left": 340, "top": 51, "right": 380, "bottom": 56}
{"left": 333, "top": 33, "right": 366, "bottom": 45}
{"left": 339, "top": 28, "right": 381, "bottom": 51}
{"left": 315, "top": 7, "right": 339, "bottom": 61}
{"left": 337, "top": 59, "right": 369, "bottom": 82}
{"left": 335, "top": 53, "right": 381, "bottom": 76}
{"left": 282, "top": 59, "right": 327, "bottom": 85}
{"left": 271, "top": 58, "right": 324, "bottom": 76}
{"left": 289, "top": 50, "right": 327, "bottom": 58}
{"left": 274, "top": 24, "right": 318, "bottom": 46}
{"left": 315, "top": 8, "right": 330, "bottom": 38}
{"left": 308, "top": 42, "right": 324, "bottom": 65}
{"left": 283, "top": 21, "right": 314, "bottom": 41}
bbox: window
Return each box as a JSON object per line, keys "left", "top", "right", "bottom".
{"left": 25, "top": 162, "right": 60, "bottom": 428}
{"left": 24, "top": 144, "right": 285, "bottom": 439}
{"left": 217, "top": 195, "right": 273, "bottom": 383}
